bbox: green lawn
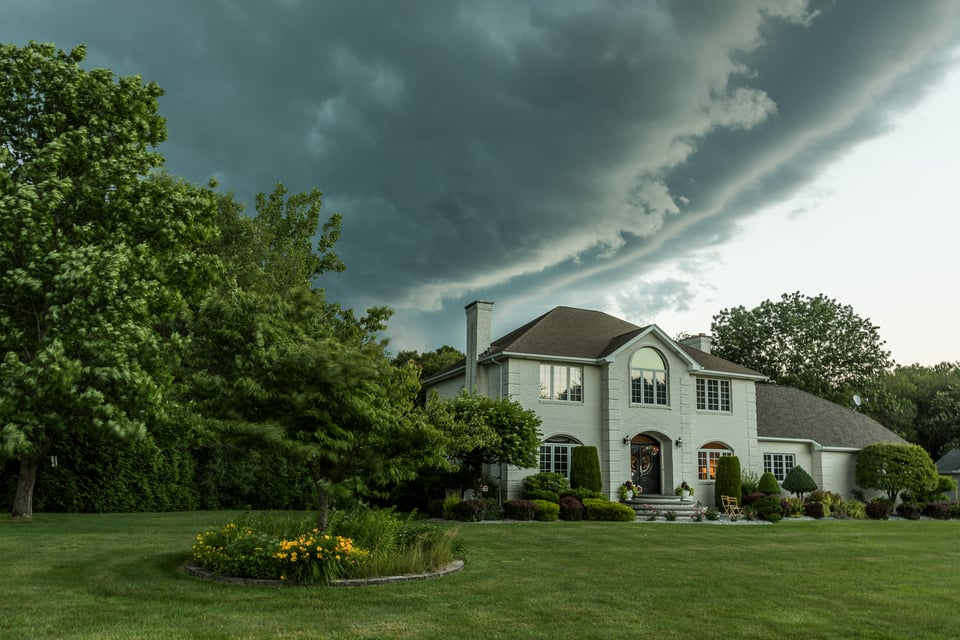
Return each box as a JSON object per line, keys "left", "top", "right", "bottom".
{"left": 1, "top": 512, "right": 958, "bottom": 639}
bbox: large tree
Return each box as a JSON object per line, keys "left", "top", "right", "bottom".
{"left": 711, "top": 292, "right": 895, "bottom": 410}
{"left": 0, "top": 43, "right": 219, "bottom": 519}
{"left": 188, "top": 185, "right": 447, "bottom": 532}
{"left": 876, "top": 362, "right": 960, "bottom": 458}
{"left": 855, "top": 443, "right": 939, "bottom": 502}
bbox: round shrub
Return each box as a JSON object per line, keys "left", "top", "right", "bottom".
{"left": 922, "top": 502, "right": 951, "bottom": 520}
{"left": 570, "top": 446, "right": 602, "bottom": 492}
{"left": 583, "top": 498, "right": 635, "bottom": 522}
{"left": 451, "top": 499, "right": 487, "bottom": 522}
{"left": 804, "top": 501, "right": 825, "bottom": 519}
{"left": 532, "top": 499, "right": 560, "bottom": 522}
{"left": 895, "top": 503, "right": 921, "bottom": 520}
{"left": 504, "top": 499, "right": 537, "bottom": 521}
{"left": 782, "top": 465, "right": 817, "bottom": 500}
{"left": 757, "top": 472, "right": 781, "bottom": 495}
{"left": 751, "top": 495, "right": 783, "bottom": 521}
{"left": 866, "top": 501, "right": 892, "bottom": 520}
{"left": 524, "top": 489, "right": 560, "bottom": 503}
{"left": 559, "top": 496, "right": 585, "bottom": 521}
{"left": 521, "top": 472, "right": 569, "bottom": 497}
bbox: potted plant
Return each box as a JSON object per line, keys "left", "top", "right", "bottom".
{"left": 619, "top": 481, "right": 636, "bottom": 501}
{"left": 675, "top": 481, "right": 694, "bottom": 498}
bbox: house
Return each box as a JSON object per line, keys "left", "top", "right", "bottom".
{"left": 424, "top": 301, "right": 907, "bottom": 505}
{"left": 935, "top": 449, "right": 960, "bottom": 501}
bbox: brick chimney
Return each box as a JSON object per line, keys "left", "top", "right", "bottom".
{"left": 465, "top": 301, "right": 494, "bottom": 392}
{"left": 680, "top": 333, "right": 712, "bottom": 354}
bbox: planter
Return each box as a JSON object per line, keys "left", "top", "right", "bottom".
{"left": 681, "top": 490, "right": 690, "bottom": 499}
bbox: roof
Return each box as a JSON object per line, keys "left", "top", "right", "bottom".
{"left": 756, "top": 383, "right": 908, "bottom": 449}
{"left": 424, "top": 305, "right": 762, "bottom": 383}
{"left": 935, "top": 449, "right": 960, "bottom": 474}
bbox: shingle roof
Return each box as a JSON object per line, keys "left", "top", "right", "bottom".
{"left": 936, "top": 448, "right": 960, "bottom": 473}
{"left": 756, "top": 383, "right": 908, "bottom": 449}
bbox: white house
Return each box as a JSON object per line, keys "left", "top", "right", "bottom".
{"left": 424, "top": 301, "right": 907, "bottom": 505}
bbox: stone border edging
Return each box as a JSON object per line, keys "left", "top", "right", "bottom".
{"left": 183, "top": 560, "right": 464, "bottom": 587}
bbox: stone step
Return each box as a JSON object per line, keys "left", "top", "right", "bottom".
{"left": 623, "top": 494, "right": 703, "bottom": 517}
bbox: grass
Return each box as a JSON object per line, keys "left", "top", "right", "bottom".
{"left": 2, "top": 513, "right": 959, "bottom": 639}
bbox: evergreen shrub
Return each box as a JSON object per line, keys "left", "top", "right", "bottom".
{"left": 751, "top": 495, "right": 783, "bottom": 521}
{"left": 582, "top": 498, "right": 635, "bottom": 522}
{"left": 570, "top": 446, "right": 602, "bottom": 491}
{"left": 714, "top": 456, "right": 741, "bottom": 509}
{"left": 757, "top": 472, "right": 781, "bottom": 495}
{"left": 561, "top": 487, "right": 605, "bottom": 501}
{"left": 524, "top": 489, "right": 560, "bottom": 503}
{"left": 782, "top": 465, "right": 817, "bottom": 500}
{"left": 522, "top": 472, "right": 569, "bottom": 497}
{"left": 532, "top": 500, "right": 560, "bottom": 521}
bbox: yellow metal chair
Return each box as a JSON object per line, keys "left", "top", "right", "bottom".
{"left": 721, "top": 495, "right": 743, "bottom": 518}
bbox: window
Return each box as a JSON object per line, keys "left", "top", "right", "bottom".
{"left": 763, "top": 453, "right": 795, "bottom": 482}
{"left": 539, "top": 437, "right": 580, "bottom": 479}
{"left": 698, "top": 441, "right": 733, "bottom": 480}
{"left": 696, "top": 378, "right": 731, "bottom": 412}
{"left": 539, "top": 364, "right": 583, "bottom": 402}
{"left": 630, "top": 348, "right": 668, "bottom": 406}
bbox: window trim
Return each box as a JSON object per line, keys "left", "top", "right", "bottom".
{"left": 629, "top": 347, "right": 669, "bottom": 407}
{"left": 763, "top": 453, "right": 796, "bottom": 482}
{"left": 697, "top": 442, "right": 733, "bottom": 481}
{"left": 539, "top": 437, "right": 581, "bottom": 480}
{"left": 696, "top": 378, "right": 732, "bottom": 413}
{"left": 538, "top": 364, "right": 583, "bottom": 403}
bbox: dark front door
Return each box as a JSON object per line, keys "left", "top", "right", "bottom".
{"left": 631, "top": 441, "right": 661, "bottom": 495}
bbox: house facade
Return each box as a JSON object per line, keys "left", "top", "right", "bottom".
{"left": 424, "top": 301, "right": 906, "bottom": 504}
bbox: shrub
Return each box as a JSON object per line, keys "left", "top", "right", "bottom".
{"left": 561, "top": 487, "right": 606, "bottom": 501}
{"left": 705, "top": 506, "right": 720, "bottom": 521}
{"left": 834, "top": 499, "right": 867, "bottom": 520}
{"left": 856, "top": 442, "right": 939, "bottom": 502}
{"left": 583, "top": 498, "right": 635, "bottom": 522}
{"left": 664, "top": 510, "right": 677, "bottom": 521}
{"left": 950, "top": 503, "right": 960, "bottom": 520}
{"left": 570, "top": 446, "right": 602, "bottom": 492}
{"left": 922, "top": 502, "right": 951, "bottom": 520}
{"left": 427, "top": 498, "right": 445, "bottom": 519}
{"left": 714, "top": 455, "right": 741, "bottom": 509}
{"left": 522, "top": 472, "right": 569, "bottom": 497}
{"left": 503, "top": 499, "right": 537, "bottom": 521}
{"left": 751, "top": 495, "right": 783, "bottom": 522}
{"left": 740, "top": 469, "right": 760, "bottom": 496}
{"left": 782, "top": 496, "right": 805, "bottom": 517}
{"left": 916, "top": 475, "right": 959, "bottom": 504}
{"left": 532, "top": 499, "right": 560, "bottom": 522}
{"left": 442, "top": 495, "right": 461, "bottom": 520}
{"left": 895, "top": 503, "right": 922, "bottom": 520}
{"left": 558, "top": 496, "right": 585, "bottom": 521}
{"left": 807, "top": 490, "right": 843, "bottom": 517}
{"left": 766, "top": 513, "right": 782, "bottom": 523}
{"left": 757, "top": 472, "right": 781, "bottom": 495}
{"left": 524, "top": 489, "right": 560, "bottom": 503}
{"left": 742, "top": 492, "right": 765, "bottom": 506}
{"left": 782, "top": 465, "right": 817, "bottom": 500}
{"left": 866, "top": 500, "right": 892, "bottom": 520}
{"left": 451, "top": 499, "right": 487, "bottom": 522}
{"left": 804, "top": 501, "right": 825, "bottom": 519}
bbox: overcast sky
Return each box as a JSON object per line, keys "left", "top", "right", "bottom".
{"left": 5, "top": 1, "right": 959, "bottom": 366}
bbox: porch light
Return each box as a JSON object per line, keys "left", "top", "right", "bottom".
{"left": 623, "top": 436, "right": 630, "bottom": 445}
{"left": 676, "top": 437, "right": 683, "bottom": 448}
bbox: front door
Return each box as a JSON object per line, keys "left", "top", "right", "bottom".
{"left": 631, "top": 438, "right": 661, "bottom": 495}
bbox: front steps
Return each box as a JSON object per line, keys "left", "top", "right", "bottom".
{"left": 623, "top": 494, "right": 702, "bottom": 519}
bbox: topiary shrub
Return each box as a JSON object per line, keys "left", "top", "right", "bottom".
{"left": 561, "top": 487, "right": 606, "bottom": 501}
{"left": 895, "top": 503, "right": 921, "bottom": 520}
{"left": 782, "top": 465, "right": 817, "bottom": 500}
{"left": 751, "top": 495, "right": 783, "bottom": 521}
{"left": 503, "top": 499, "right": 537, "bottom": 521}
{"left": 583, "top": 498, "right": 635, "bottom": 522}
{"left": 804, "top": 501, "right": 825, "bottom": 519}
{"left": 452, "top": 499, "right": 487, "bottom": 522}
{"left": 558, "top": 496, "right": 585, "bottom": 521}
{"left": 569, "top": 446, "right": 602, "bottom": 492}
{"left": 866, "top": 500, "right": 892, "bottom": 520}
{"left": 714, "top": 455, "right": 741, "bottom": 509}
{"left": 522, "top": 472, "right": 569, "bottom": 498}
{"left": 532, "top": 499, "right": 560, "bottom": 522}
{"left": 524, "top": 489, "right": 560, "bottom": 503}
{"left": 757, "top": 472, "right": 781, "bottom": 495}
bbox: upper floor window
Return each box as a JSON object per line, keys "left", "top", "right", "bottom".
{"left": 698, "top": 441, "right": 733, "bottom": 480}
{"left": 696, "top": 378, "right": 731, "bottom": 412}
{"left": 630, "top": 348, "right": 668, "bottom": 406}
{"left": 763, "top": 453, "right": 795, "bottom": 482}
{"left": 539, "top": 364, "right": 583, "bottom": 402}
{"left": 539, "top": 436, "right": 580, "bottom": 479}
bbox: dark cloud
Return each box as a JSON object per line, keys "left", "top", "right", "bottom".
{"left": 4, "top": 0, "right": 959, "bottom": 352}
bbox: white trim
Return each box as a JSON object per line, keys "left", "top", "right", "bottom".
{"left": 603, "top": 324, "right": 704, "bottom": 369}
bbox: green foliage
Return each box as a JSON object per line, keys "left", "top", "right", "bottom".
{"left": 806, "top": 490, "right": 843, "bottom": 517}
{"left": 523, "top": 489, "right": 559, "bottom": 503}
{"left": 782, "top": 496, "right": 805, "bottom": 517}
{"left": 714, "top": 456, "right": 741, "bottom": 508}
{"left": 711, "top": 292, "right": 894, "bottom": 408}
{"left": 757, "top": 472, "right": 781, "bottom": 495}
{"left": 0, "top": 42, "right": 222, "bottom": 518}
{"left": 751, "top": 495, "right": 783, "bottom": 522}
{"left": 855, "top": 443, "right": 939, "bottom": 502}
{"left": 833, "top": 499, "right": 868, "bottom": 520}
{"left": 569, "top": 446, "right": 602, "bottom": 492}
{"left": 876, "top": 362, "right": 960, "bottom": 456}
{"left": 441, "top": 495, "right": 460, "bottom": 520}
{"left": 782, "top": 465, "right": 817, "bottom": 500}
{"left": 522, "top": 472, "right": 570, "bottom": 497}
{"left": 582, "top": 498, "right": 635, "bottom": 522}
{"left": 503, "top": 499, "right": 537, "bottom": 521}
{"left": 740, "top": 469, "right": 760, "bottom": 495}
{"left": 561, "top": 487, "right": 606, "bottom": 501}
{"left": 393, "top": 346, "right": 464, "bottom": 382}
{"left": 532, "top": 500, "right": 560, "bottom": 522}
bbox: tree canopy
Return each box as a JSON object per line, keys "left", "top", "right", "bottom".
{"left": 0, "top": 42, "right": 220, "bottom": 518}
{"left": 711, "top": 292, "right": 895, "bottom": 410}
{"left": 854, "top": 443, "right": 939, "bottom": 502}
{"left": 874, "top": 362, "right": 960, "bottom": 459}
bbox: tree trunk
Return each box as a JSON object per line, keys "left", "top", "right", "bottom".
{"left": 11, "top": 453, "right": 43, "bottom": 520}
{"left": 315, "top": 483, "right": 330, "bottom": 534}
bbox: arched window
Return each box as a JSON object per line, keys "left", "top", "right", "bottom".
{"left": 698, "top": 441, "right": 733, "bottom": 480}
{"left": 630, "top": 347, "right": 668, "bottom": 406}
{"left": 539, "top": 436, "right": 581, "bottom": 480}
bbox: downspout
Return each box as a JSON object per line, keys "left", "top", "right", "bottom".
{"left": 489, "top": 355, "right": 505, "bottom": 505}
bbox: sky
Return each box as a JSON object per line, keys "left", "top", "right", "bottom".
{"left": 4, "top": 1, "right": 959, "bottom": 366}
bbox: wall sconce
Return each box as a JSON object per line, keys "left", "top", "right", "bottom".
{"left": 675, "top": 437, "right": 683, "bottom": 449}
{"left": 623, "top": 436, "right": 630, "bottom": 445}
